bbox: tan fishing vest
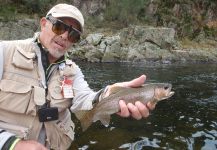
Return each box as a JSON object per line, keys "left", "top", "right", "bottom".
{"left": 0, "top": 39, "right": 76, "bottom": 150}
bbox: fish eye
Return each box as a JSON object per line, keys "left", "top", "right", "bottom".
{"left": 164, "top": 86, "right": 169, "bottom": 90}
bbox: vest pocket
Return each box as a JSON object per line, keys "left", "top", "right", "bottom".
{"left": 0, "top": 79, "right": 36, "bottom": 115}
{"left": 45, "top": 111, "right": 74, "bottom": 150}
{"left": 55, "top": 114, "right": 75, "bottom": 141}
{"left": 12, "top": 47, "right": 35, "bottom": 70}
{"left": 0, "top": 121, "right": 29, "bottom": 139}
{"left": 48, "top": 85, "right": 72, "bottom": 112}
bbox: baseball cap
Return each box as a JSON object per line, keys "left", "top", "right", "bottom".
{"left": 46, "top": 3, "right": 84, "bottom": 31}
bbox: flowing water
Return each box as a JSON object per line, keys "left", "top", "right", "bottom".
{"left": 70, "top": 62, "right": 217, "bottom": 150}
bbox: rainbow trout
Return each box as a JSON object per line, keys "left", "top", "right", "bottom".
{"left": 75, "top": 83, "right": 174, "bottom": 131}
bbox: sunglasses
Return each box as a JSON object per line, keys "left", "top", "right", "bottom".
{"left": 46, "top": 15, "right": 81, "bottom": 43}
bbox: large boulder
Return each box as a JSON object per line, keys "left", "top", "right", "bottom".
{"left": 70, "top": 26, "right": 179, "bottom": 63}
{"left": 0, "top": 19, "right": 38, "bottom": 40}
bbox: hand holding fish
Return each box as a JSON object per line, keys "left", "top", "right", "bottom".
{"left": 75, "top": 75, "right": 174, "bottom": 131}
{"left": 106, "top": 75, "right": 155, "bottom": 119}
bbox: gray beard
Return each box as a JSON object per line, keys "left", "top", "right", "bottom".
{"left": 48, "top": 49, "right": 66, "bottom": 59}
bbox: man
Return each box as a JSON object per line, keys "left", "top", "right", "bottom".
{"left": 0, "top": 4, "right": 155, "bottom": 150}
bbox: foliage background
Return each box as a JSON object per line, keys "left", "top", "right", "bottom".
{"left": 1, "top": 0, "right": 217, "bottom": 40}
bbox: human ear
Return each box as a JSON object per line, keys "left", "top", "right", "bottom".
{"left": 40, "top": 17, "right": 48, "bottom": 30}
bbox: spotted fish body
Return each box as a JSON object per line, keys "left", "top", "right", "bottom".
{"left": 75, "top": 83, "right": 174, "bottom": 131}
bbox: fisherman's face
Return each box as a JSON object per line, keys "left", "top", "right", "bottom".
{"left": 40, "top": 16, "right": 81, "bottom": 59}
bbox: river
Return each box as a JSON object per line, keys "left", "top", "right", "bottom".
{"left": 70, "top": 62, "right": 217, "bottom": 150}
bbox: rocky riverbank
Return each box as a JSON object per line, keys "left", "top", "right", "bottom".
{"left": 1, "top": 18, "right": 217, "bottom": 63}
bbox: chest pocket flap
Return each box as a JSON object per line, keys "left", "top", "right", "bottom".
{"left": 0, "top": 79, "right": 31, "bottom": 93}
{"left": 12, "top": 46, "right": 36, "bottom": 70}
{"left": 0, "top": 80, "right": 33, "bottom": 114}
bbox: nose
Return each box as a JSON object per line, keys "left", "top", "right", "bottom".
{"left": 60, "top": 30, "right": 69, "bottom": 41}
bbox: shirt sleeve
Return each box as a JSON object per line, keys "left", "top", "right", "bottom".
{"left": 70, "top": 63, "right": 103, "bottom": 112}
{"left": 0, "top": 129, "right": 16, "bottom": 149}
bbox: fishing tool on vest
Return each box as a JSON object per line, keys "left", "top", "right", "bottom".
{"left": 59, "top": 76, "right": 74, "bottom": 98}
{"left": 38, "top": 101, "right": 59, "bottom": 122}
{"left": 59, "top": 62, "right": 74, "bottom": 99}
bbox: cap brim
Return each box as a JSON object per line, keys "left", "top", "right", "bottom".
{"left": 51, "top": 13, "right": 83, "bottom": 32}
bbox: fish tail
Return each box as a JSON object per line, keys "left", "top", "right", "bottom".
{"left": 74, "top": 110, "right": 94, "bottom": 131}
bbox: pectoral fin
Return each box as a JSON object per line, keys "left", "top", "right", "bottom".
{"left": 74, "top": 110, "right": 94, "bottom": 132}
{"left": 98, "top": 115, "right": 111, "bottom": 127}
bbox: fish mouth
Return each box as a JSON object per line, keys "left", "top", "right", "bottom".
{"left": 161, "top": 91, "right": 175, "bottom": 100}
{"left": 168, "top": 91, "right": 175, "bottom": 97}
{"left": 158, "top": 91, "right": 174, "bottom": 101}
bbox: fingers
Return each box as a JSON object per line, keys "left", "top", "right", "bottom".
{"left": 146, "top": 101, "right": 156, "bottom": 110}
{"left": 113, "top": 75, "right": 154, "bottom": 120}
{"left": 117, "top": 100, "right": 130, "bottom": 117}
{"left": 117, "top": 100, "right": 153, "bottom": 120}
{"left": 105, "top": 75, "right": 146, "bottom": 98}
{"left": 135, "top": 101, "right": 150, "bottom": 118}
{"left": 127, "top": 103, "right": 142, "bottom": 120}
{"left": 114, "top": 75, "right": 146, "bottom": 88}
{"left": 125, "top": 75, "right": 146, "bottom": 88}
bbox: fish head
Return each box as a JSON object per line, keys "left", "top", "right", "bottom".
{"left": 154, "top": 83, "right": 175, "bottom": 101}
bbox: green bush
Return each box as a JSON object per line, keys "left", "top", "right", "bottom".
{"left": 104, "top": 0, "right": 147, "bottom": 26}
{"left": 0, "top": 3, "right": 17, "bottom": 21}
{"left": 21, "top": 0, "right": 55, "bottom": 15}
{"left": 0, "top": 0, "right": 57, "bottom": 17}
